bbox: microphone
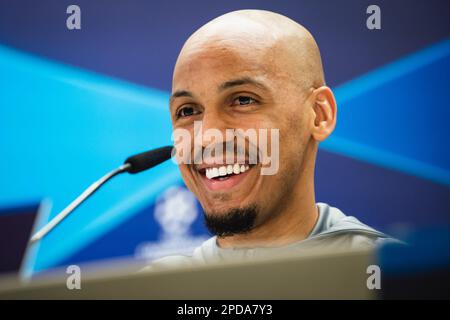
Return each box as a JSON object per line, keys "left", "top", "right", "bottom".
{"left": 29, "top": 146, "right": 174, "bottom": 244}
{"left": 124, "top": 146, "right": 174, "bottom": 174}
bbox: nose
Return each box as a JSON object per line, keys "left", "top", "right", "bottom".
{"left": 195, "top": 109, "right": 228, "bottom": 149}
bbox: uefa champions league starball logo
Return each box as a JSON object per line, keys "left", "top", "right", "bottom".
{"left": 154, "top": 187, "right": 198, "bottom": 240}
{"left": 134, "top": 186, "right": 208, "bottom": 261}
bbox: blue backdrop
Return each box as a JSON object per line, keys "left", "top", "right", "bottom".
{"left": 0, "top": 0, "right": 449, "bottom": 276}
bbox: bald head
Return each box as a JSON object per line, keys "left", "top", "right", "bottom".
{"left": 175, "top": 10, "right": 325, "bottom": 92}
{"left": 170, "top": 10, "right": 337, "bottom": 242}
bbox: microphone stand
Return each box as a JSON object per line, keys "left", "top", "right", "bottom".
{"left": 29, "top": 163, "right": 131, "bottom": 244}
{"left": 29, "top": 145, "right": 173, "bottom": 244}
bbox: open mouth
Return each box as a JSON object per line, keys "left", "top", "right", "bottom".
{"left": 204, "top": 163, "right": 251, "bottom": 180}
{"left": 196, "top": 163, "right": 257, "bottom": 191}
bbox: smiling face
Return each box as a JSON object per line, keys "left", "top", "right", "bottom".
{"left": 169, "top": 10, "right": 332, "bottom": 239}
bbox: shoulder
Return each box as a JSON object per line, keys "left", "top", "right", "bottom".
{"left": 312, "top": 202, "right": 401, "bottom": 248}
{"left": 140, "top": 237, "right": 216, "bottom": 272}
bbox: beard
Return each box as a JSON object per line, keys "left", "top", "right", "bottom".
{"left": 203, "top": 205, "right": 259, "bottom": 237}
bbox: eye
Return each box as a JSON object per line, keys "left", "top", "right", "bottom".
{"left": 176, "top": 105, "right": 201, "bottom": 118}
{"left": 232, "top": 96, "right": 257, "bottom": 106}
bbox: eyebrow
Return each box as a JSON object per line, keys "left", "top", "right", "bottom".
{"left": 218, "top": 77, "right": 269, "bottom": 92}
{"left": 170, "top": 77, "right": 269, "bottom": 106}
{"left": 170, "top": 90, "right": 193, "bottom": 104}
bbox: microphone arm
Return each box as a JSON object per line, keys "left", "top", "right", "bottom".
{"left": 29, "top": 146, "right": 173, "bottom": 244}
{"left": 29, "top": 164, "right": 130, "bottom": 244}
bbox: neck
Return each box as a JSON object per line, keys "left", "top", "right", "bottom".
{"left": 217, "top": 141, "right": 319, "bottom": 249}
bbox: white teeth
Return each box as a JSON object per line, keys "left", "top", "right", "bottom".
{"left": 205, "top": 167, "right": 220, "bottom": 179}
{"left": 219, "top": 166, "right": 227, "bottom": 176}
{"left": 205, "top": 163, "right": 252, "bottom": 179}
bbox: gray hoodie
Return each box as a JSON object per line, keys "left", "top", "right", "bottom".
{"left": 144, "top": 202, "right": 396, "bottom": 271}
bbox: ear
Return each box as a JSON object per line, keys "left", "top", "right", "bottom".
{"left": 311, "top": 86, "right": 337, "bottom": 142}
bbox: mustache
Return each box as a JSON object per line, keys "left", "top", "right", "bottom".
{"left": 192, "top": 140, "right": 261, "bottom": 164}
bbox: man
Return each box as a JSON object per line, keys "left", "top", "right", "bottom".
{"left": 148, "top": 9, "right": 394, "bottom": 269}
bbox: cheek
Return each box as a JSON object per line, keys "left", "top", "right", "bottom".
{"left": 286, "top": 105, "right": 310, "bottom": 143}
{"left": 179, "top": 165, "right": 194, "bottom": 188}
{"left": 272, "top": 108, "right": 310, "bottom": 171}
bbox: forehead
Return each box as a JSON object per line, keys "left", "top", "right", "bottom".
{"left": 172, "top": 40, "right": 279, "bottom": 91}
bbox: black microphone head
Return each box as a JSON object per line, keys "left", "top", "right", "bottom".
{"left": 124, "top": 146, "right": 174, "bottom": 174}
